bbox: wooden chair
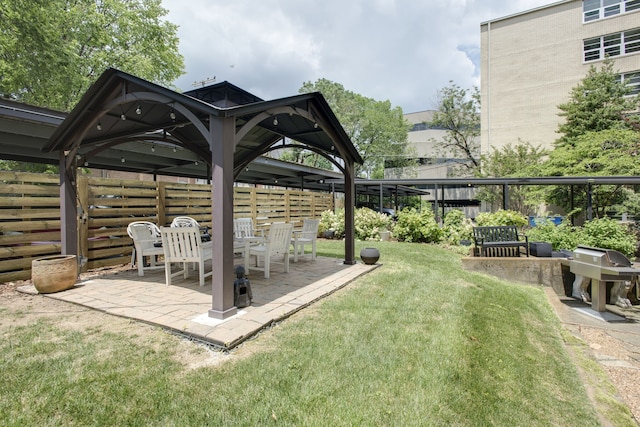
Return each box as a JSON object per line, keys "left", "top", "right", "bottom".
{"left": 233, "top": 218, "right": 264, "bottom": 239}
{"left": 127, "top": 221, "right": 164, "bottom": 276}
{"left": 160, "top": 226, "right": 212, "bottom": 286}
{"left": 291, "top": 218, "right": 320, "bottom": 262}
{"left": 244, "top": 222, "right": 293, "bottom": 279}
{"left": 233, "top": 218, "right": 264, "bottom": 257}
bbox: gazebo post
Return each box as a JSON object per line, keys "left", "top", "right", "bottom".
{"left": 344, "top": 162, "right": 356, "bottom": 265}
{"left": 59, "top": 152, "right": 78, "bottom": 256}
{"left": 208, "top": 116, "right": 238, "bottom": 320}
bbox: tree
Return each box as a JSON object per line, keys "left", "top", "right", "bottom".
{"left": 278, "top": 145, "right": 333, "bottom": 170}
{"left": 429, "top": 82, "right": 481, "bottom": 176}
{"left": 299, "top": 79, "right": 414, "bottom": 179}
{"left": 0, "top": 0, "right": 184, "bottom": 112}
{"left": 556, "top": 58, "right": 639, "bottom": 144}
{"left": 544, "top": 59, "right": 640, "bottom": 217}
{"left": 477, "top": 140, "right": 548, "bottom": 214}
{"left": 542, "top": 128, "right": 640, "bottom": 217}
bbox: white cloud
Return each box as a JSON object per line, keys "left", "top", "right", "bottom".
{"left": 162, "top": 0, "right": 551, "bottom": 112}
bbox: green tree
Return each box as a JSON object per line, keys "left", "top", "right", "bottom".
{"left": 299, "top": 79, "right": 414, "bottom": 179}
{"left": 477, "top": 140, "right": 548, "bottom": 215}
{"left": 542, "top": 128, "right": 640, "bottom": 217}
{"left": 556, "top": 59, "right": 639, "bottom": 143}
{"left": 0, "top": 0, "right": 184, "bottom": 111}
{"left": 278, "top": 145, "right": 333, "bottom": 170}
{"left": 429, "top": 81, "right": 480, "bottom": 176}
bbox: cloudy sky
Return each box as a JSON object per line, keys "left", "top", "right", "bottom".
{"left": 161, "top": 0, "right": 552, "bottom": 113}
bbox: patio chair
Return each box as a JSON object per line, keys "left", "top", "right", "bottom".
{"left": 170, "top": 216, "right": 200, "bottom": 228}
{"left": 233, "top": 218, "right": 264, "bottom": 239}
{"left": 233, "top": 218, "right": 265, "bottom": 257}
{"left": 160, "top": 226, "right": 212, "bottom": 286}
{"left": 127, "top": 221, "right": 164, "bottom": 276}
{"left": 291, "top": 218, "right": 320, "bottom": 262}
{"left": 244, "top": 222, "right": 293, "bottom": 279}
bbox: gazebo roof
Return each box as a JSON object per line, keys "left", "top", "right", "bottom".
{"left": 43, "top": 68, "right": 362, "bottom": 179}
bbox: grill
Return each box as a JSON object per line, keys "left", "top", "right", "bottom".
{"left": 569, "top": 245, "right": 640, "bottom": 311}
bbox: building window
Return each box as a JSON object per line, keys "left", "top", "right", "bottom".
{"left": 583, "top": 0, "right": 640, "bottom": 22}
{"left": 621, "top": 71, "right": 640, "bottom": 95}
{"left": 584, "top": 27, "right": 640, "bottom": 61}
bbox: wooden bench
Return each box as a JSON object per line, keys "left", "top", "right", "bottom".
{"left": 472, "top": 226, "right": 529, "bottom": 257}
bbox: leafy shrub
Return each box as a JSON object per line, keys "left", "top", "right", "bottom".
{"left": 526, "top": 217, "right": 637, "bottom": 258}
{"left": 581, "top": 217, "right": 637, "bottom": 258}
{"left": 394, "top": 208, "right": 442, "bottom": 243}
{"left": 318, "top": 209, "right": 345, "bottom": 238}
{"left": 319, "top": 208, "right": 392, "bottom": 240}
{"left": 526, "top": 220, "right": 582, "bottom": 252}
{"left": 354, "top": 207, "right": 393, "bottom": 241}
{"left": 442, "top": 209, "right": 473, "bottom": 245}
{"left": 475, "top": 210, "right": 528, "bottom": 227}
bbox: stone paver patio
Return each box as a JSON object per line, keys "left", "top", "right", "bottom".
{"left": 23, "top": 256, "right": 377, "bottom": 349}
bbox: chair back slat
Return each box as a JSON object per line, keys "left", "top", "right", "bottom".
{"left": 161, "top": 227, "right": 203, "bottom": 262}
{"left": 268, "top": 222, "right": 294, "bottom": 254}
{"left": 234, "top": 218, "right": 261, "bottom": 239}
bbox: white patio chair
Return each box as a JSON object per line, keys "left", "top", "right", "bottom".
{"left": 170, "top": 216, "right": 200, "bottom": 228}
{"left": 233, "top": 218, "right": 264, "bottom": 239}
{"left": 291, "top": 218, "right": 320, "bottom": 262}
{"left": 160, "top": 226, "right": 212, "bottom": 286}
{"left": 244, "top": 222, "right": 293, "bottom": 279}
{"left": 127, "top": 221, "right": 164, "bottom": 276}
{"left": 233, "top": 218, "right": 265, "bottom": 257}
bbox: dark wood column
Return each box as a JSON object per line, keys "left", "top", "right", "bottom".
{"left": 59, "top": 152, "right": 78, "bottom": 256}
{"left": 343, "top": 160, "right": 356, "bottom": 265}
{"left": 208, "top": 116, "right": 238, "bottom": 320}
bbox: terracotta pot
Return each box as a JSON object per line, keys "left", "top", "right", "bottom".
{"left": 360, "top": 247, "right": 380, "bottom": 265}
{"left": 32, "top": 255, "right": 78, "bottom": 294}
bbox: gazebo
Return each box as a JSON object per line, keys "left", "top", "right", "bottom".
{"left": 44, "top": 68, "right": 363, "bottom": 319}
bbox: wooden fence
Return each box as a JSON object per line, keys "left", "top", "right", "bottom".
{"left": 0, "top": 171, "right": 334, "bottom": 283}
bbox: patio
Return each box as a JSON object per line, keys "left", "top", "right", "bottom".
{"left": 20, "top": 255, "right": 377, "bottom": 349}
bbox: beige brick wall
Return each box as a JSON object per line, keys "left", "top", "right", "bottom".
{"left": 481, "top": 0, "right": 640, "bottom": 154}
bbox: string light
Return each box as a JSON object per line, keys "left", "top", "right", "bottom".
{"left": 120, "top": 156, "right": 125, "bottom": 163}
{"left": 96, "top": 122, "right": 102, "bottom": 131}
{"left": 151, "top": 143, "right": 155, "bottom": 152}
{"left": 135, "top": 105, "right": 142, "bottom": 115}
{"left": 273, "top": 117, "right": 278, "bottom": 126}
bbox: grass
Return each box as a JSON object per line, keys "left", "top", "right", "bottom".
{"left": 1, "top": 240, "right": 606, "bottom": 426}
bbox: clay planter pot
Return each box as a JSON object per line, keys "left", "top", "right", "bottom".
{"left": 31, "top": 255, "right": 78, "bottom": 294}
{"left": 360, "top": 247, "right": 380, "bottom": 265}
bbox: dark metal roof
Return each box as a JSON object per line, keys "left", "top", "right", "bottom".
{"left": 0, "top": 97, "right": 349, "bottom": 189}
{"left": 42, "top": 68, "right": 362, "bottom": 179}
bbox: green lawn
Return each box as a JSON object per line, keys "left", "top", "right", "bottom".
{"left": 1, "top": 241, "right": 607, "bottom": 425}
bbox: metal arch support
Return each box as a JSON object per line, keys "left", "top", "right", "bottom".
{"left": 234, "top": 143, "right": 345, "bottom": 180}
{"left": 102, "top": 91, "right": 212, "bottom": 145}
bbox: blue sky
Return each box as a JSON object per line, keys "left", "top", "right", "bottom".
{"left": 161, "top": 0, "right": 552, "bottom": 113}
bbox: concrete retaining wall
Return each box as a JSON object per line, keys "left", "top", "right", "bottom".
{"left": 461, "top": 257, "right": 570, "bottom": 296}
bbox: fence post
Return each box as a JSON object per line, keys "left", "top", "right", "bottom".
{"left": 157, "top": 182, "right": 166, "bottom": 226}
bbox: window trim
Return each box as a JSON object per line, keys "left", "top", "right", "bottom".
{"left": 583, "top": 27, "right": 640, "bottom": 62}
{"left": 583, "top": 0, "right": 640, "bottom": 23}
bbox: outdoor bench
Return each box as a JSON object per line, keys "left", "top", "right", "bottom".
{"left": 472, "top": 225, "right": 529, "bottom": 257}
